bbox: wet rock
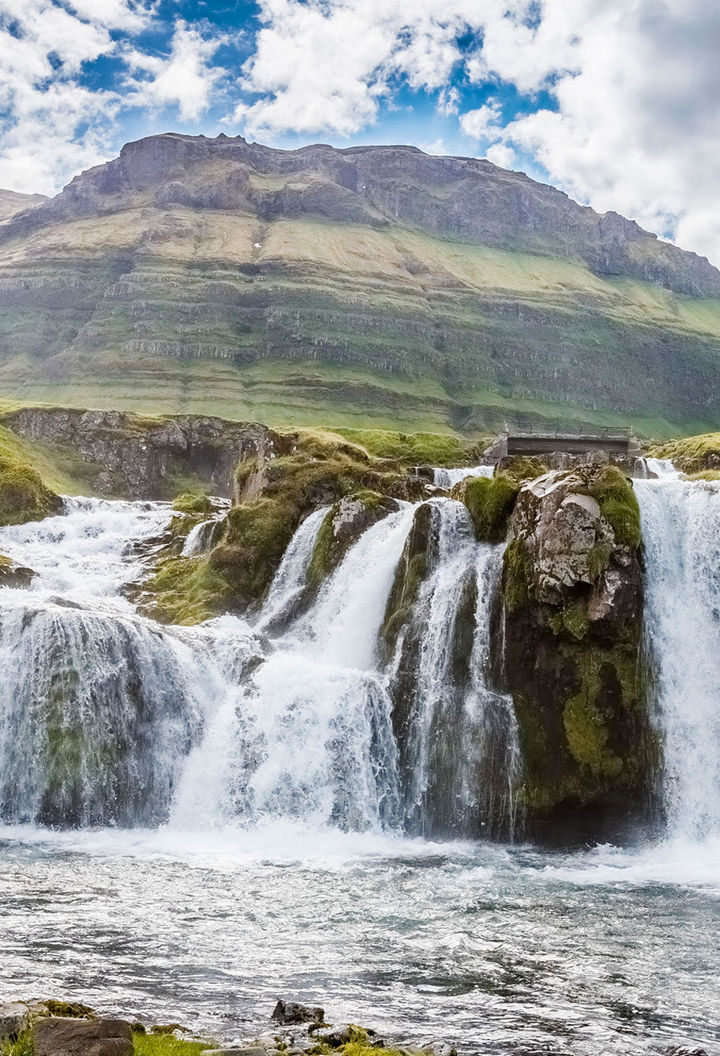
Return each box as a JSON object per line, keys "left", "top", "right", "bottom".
{"left": 0, "top": 1002, "right": 31, "bottom": 1040}
{"left": 501, "top": 463, "right": 656, "bottom": 843}
{"left": 306, "top": 491, "right": 400, "bottom": 592}
{"left": 0, "top": 558, "right": 36, "bottom": 589}
{"left": 311, "top": 1025, "right": 354, "bottom": 1047}
{"left": 271, "top": 1000, "right": 324, "bottom": 1026}
{"left": 34, "top": 1017, "right": 132, "bottom": 1056}
{"left": 202, "top": 1049, "right": 269, "bottom": 1056}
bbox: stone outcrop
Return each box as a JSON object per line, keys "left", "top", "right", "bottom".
{"left": 500, "top": 465, "right": 656, "bottom": 841}
{"left": 2, "top": 408, "right": 279, "bottom": 499}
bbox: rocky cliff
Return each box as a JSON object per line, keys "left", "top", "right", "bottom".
{"left": 1, "top": 133, "right": 720, "bottom": 435}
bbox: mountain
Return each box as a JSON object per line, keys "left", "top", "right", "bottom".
{"left": 1, "top": 132, "right": 719, "bottom": 436}
{"left": 0, "top": 189, "right": 47, "bottom": 222}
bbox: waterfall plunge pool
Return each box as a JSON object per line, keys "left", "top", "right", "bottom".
{"left": 0, "top": 479, "right": 719, "bottom": 1054}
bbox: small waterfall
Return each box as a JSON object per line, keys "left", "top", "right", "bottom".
{"left": 386, "top": 500, "right": 519, "bottom": 838}
{"left": 637, "top": 476, "right": 720, "bottom": 839}
{"left": 433, "top": 464, "right": 494, "bottom": 489}
{"left": 172, "top": 509, "right": 415, "bottom": 832}
{"left": 254, "top": 505, "right": 330, "bottom": 632}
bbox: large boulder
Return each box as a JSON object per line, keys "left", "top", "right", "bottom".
{"left": 306, "top": 490, "right": 400, "bottom": 591}
{"left": 34, "top": 1018, "right": 132, "bottom": 1056}
{"left": 501, "top": 464, "right": 656, "bottom": 841}
{"left": 0, "top": 1002, "right": 31, "bottom": 1040}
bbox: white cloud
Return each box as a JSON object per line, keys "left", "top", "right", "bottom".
{"left": 459, "top": 102, "right": 502, "bottom": 142}
{"left": 235, "top": 0, "right": 486, "bottom": 137}
{"left": 458, "top": 0, "right": 720, "bottom": 264}
{"left": 124, "top": 20, "right": 226, "bottom": 121}
{"left": 0, "top": 1, "right": 223, "bottom": 193}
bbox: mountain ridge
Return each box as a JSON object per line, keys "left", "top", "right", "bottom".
{"left": 0, "top": 132, "right": 719, "bottom": 436}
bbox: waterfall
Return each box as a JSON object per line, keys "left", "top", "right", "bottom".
{"left": 385, "top": 500, "right": 518, "bottom": 838}
{"left": 254, "top": 505, "right": 330, "bottom": 632}
{"left": 637, "top": 475, "right": 720, "bottom": 839}
{"left": 0, "top": 492, "right": 519, "bottom": 838}
{"left": 433, "top": 463, "right": 494, "bottom": 489}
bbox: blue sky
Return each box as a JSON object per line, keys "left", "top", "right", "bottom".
{"left": 1, "top": 0, "right": 718, "bottom": 265}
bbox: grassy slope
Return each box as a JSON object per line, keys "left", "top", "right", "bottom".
{"left": 1, "top": 207, "right": 720, "bottom": 436}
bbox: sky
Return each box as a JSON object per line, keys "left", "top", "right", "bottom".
{"left": 0, "top": 0, "right": 718, "bottom": 265}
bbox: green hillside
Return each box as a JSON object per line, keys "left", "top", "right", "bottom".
{"left": 1, "top": 134, "right": 719, "bottom": 438}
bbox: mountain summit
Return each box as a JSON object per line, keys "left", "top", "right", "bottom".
{"left": 1, "top": 133, "right": 719, "bottom": 434}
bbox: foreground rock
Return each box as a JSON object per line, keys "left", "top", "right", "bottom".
{"left": 34, "top": 1018, "right": 132, "bottom": 1056}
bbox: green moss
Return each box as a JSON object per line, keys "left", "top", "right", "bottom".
{"left": 43, "top": 1001, "right": 94, "bottom": 1019}
{"left": 140, "top": 554, "right": 233, "bottom": 624}
{"left": 586, "top": 465, "right": 641, "bottom": 549}
{"left": 502, "top": 537, "right": 531, "bottom": 613}
{"left": 549, "top": 599, "right": 590, "bottom": 641}
{"left": 0, "top": 457, "right": 62, "bottom": 526}
{"left": 307, "top": 510, "right": 335, "bottom": 592}
{"left": 686, "top": 469, "right": 720, "bottom": 481}
{"left": 459, "top": 473, "right": 519, "bottom": 542}
{"left": 332, "top": 427, "right": 485, "bottom": 466}
{"left": 172, "top": 493, "right": 212, "bottom": 515}
{"left": 499, "top": 455, "right": 549, "bottom": 484}
{"left": 564, "top": 695, "right": 622, "bottom": 780}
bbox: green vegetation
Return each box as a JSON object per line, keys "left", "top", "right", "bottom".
{"left": 333, "top": 427, "right": 485, "bottom": 466}
{"left": 585, "top": 465, "right": 641, "bottom": 548}
{"left": 497, "top": 456, "right": 549, "bottom": 484}
{"left": 133, "top": 1034, "right": 212, "bottom": 1056}
{"left": 457, "top": 473, "right": 519, "bottom": 542}
{"left": 0, "top": 448, "right": 62, "bottom": 526}
{"left": 379, "top": 504, "right": 432, "bottom": 658}
{"left": 172, "top": 493, "right": 212, "bottom": 514}
{"left": 650, "top": 431, "right": 720, "bottom": 474}
{"left": 502, "top": 538, "right": 531, "bottom": 613}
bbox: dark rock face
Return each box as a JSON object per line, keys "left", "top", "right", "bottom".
{"left": 0, "top": 556, "right": 36, "bottom": 588}
{"left": 271, "top": 1000, "right": 324, "bottom": 1026}
{"left": 2, "top": 408, "right": 280, "bottom": 499}
{"left": 500, "top": 466, "right": 656, "bottom": 841}
{"left": 33, "top": 1018, "right": 132, "bottom": 1056}
{"left": 9, "top": 134, "right": 718, "bottom": 296}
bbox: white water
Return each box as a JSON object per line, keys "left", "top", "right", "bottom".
{"left": 637, "top": 474, "right": 720, "bottom": 839}
{"left": 1, "top": 488, "right": 720, "bottom": 1053}
{"left": 433, "top": 463, "right": 494, "bottom": 489}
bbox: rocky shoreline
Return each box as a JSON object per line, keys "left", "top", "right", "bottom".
{"left": 0, "top": 999, "right": 458, "bottom": 1056}
{"left": 0, "top": 998, "right": 711, "bottom": 1056}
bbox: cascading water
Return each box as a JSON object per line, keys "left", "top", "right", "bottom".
{"left": 0, "top": 483, "right": 520, "bottom": 838}
{"left": 384, "top": 500, "right": 518, "bottom": 838}
{"left": 433, "top": 463, "right": 494, "bottom": 489}
{"left": 637, "top": 471, "right": 720, "bottom": 840}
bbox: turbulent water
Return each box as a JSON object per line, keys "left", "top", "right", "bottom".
{"left": 0, "top": 475, "right": 719, "bottom": 1055}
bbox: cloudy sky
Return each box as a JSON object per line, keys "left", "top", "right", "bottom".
{"left": 1, "top": 0, "right": 718, "bottom": 264}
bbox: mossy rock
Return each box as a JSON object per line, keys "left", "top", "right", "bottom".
{"left": 307, "top": 490, "right": 399, "bottom": 591}
{"left": 495, "top": 455, "right": 549, "bottom": 484}
{"left": 452, "top": 472, "right": 519, "bottom": 543}
{"left": 585, "top": 465, "right": 641, "bottom": 548}
{"left": 649, "top": 431, "right": 720, "bottom": 474}
{"left": 379, "top": 503, "right": 433, "bottom": 661}
{"left": 172, "top": 492, "right": 212, "bottom": 515}
{"left": 0, "top": 457, "right": 62, "bottom": 526}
